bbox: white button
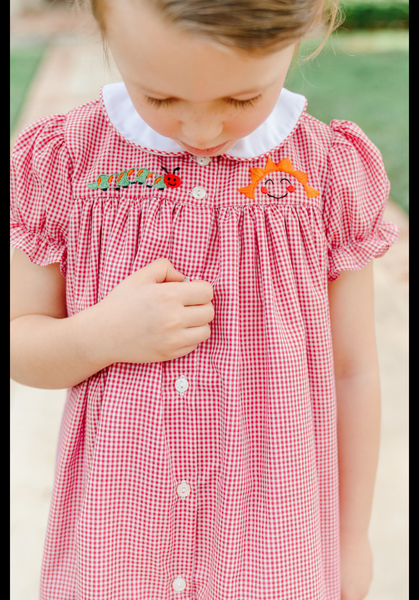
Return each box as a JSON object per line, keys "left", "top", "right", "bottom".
{"left": 172, "top": 576, "right": 187, "bottom": 592}
{"left": 175, "top": 375, "right": 189, "bottom": 394}
{"left": 196, "top": 156, "right": 211, "bottom": 166}
{"left": 191, "top": 186, "right": 207, "bottom": 200}
{"left": 177, "top": 481, "right": 191, "bottom": 498}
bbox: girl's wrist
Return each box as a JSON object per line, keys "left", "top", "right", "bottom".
{"left": 72, "top": 303, "right": 116, "bottom": 372}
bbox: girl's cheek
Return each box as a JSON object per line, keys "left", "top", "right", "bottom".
{"left": 228, "top": 95, "right": 280, "bottom": 136}
{"left": 150, "top": 115, "right": 178, "bottom": 136}
{"left": 228, "top": 108, "right": 271, "bottom": 137}
{"left": 135, "top": 104, "right": 179, "bottom": 137}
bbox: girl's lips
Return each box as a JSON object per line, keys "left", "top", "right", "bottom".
{"left": 177, "top": 140, "right": 231, "bottom": 157}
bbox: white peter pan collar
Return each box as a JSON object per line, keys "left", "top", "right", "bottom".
{"left": 101, "top": 81, "right": 307, "bottom": 159}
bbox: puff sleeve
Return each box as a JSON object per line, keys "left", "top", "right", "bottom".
{"left": 324, "top": 120, "right": 399, "bottom": 282}
{"left": 10, "top": 114, "right": 73, "bottom": 278}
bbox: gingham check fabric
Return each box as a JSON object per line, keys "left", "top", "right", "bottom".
{"left": 10, "top": 90, "right": 398, "bottom": 600}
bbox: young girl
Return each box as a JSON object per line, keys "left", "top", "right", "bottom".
{"left": 10, "top": 0, "right": 399, "bottom": 598}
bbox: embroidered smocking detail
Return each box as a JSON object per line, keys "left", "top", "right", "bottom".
{"left": 87, "top": 165, "right": 183, "bottom": 191}
{"left": 238, "top": 156, "right": 320, "bottom": 200}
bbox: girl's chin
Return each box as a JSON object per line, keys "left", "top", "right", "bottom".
{"left": 175, "top": 139, "right": 235, "bottom": 157}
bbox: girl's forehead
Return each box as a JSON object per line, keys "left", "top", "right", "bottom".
{"left": 105, "top": 0, "right": 297, "bottom": 101}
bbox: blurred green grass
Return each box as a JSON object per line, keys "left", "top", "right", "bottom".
{"left": 10, "top": 45, "right": 47, "bottom": 136}
{"left": 287, "top": 31, "right": 409, "bottom": 213}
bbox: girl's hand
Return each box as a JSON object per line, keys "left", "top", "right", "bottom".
{"left": 340, "top": 534, "right": 373, "bottom": 600}
{"left": 90, "top": 257, "right": 215, "bottom": 365}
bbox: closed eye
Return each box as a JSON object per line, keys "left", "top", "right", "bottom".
{"left": 144, "top": 96, "right": 175, "bottom": 108}
{"left": 144, "top": 94, "right": 262, "bottom": 109}
{"left": 225, "top": 95, "right": 262, "bottom": 109}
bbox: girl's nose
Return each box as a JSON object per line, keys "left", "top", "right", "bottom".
{"left": 181, "top": 117, "right": 223, "bottom": 149}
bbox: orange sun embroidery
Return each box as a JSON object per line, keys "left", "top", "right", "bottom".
{"left": 238, "top": 156, "right": 320, "bottom": 200}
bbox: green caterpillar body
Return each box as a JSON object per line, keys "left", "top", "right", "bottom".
{"left": 87, "top": 166, "right": 178, "bottom": 191}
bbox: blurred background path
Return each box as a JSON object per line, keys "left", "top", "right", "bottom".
{"left": 10, "top": 3, "right": 408, "bottom": 599}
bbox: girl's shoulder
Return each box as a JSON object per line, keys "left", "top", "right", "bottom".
{"left": 295, "top": 109, "right": 384, "bottom": 167}
{"left": 291, "top": 110, "right": 393, "bottom": 210}
{"left": 9, "top": 98, "right": 107, "bottom": 278}
{"left": 11, "top": 96, "right": 108, "bottom": 163}
{"left": 298, "top": 112, "right": 399, "bottom": 282}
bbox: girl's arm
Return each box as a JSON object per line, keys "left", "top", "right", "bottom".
{"left": 10, "top": 249, "right": 114, "bottom": 389}
{"left": 328, "top": 260, "right": 381, "bottom": 600}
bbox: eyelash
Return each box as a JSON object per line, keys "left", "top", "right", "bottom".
{"left": 144, "top": 94, "right": 262, "bottom": 109}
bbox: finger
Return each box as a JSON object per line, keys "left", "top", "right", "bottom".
{"left": 182, "top": 303, "right": 214, "bottom": 328}
{"left": 181, "top": 323, "right": 212, "bottom": 346}
{"left": 141, "top": 258, "right": 186, "bottom": 284}
{"left": 179, "top": 280, "right": 214, "bottom": 306}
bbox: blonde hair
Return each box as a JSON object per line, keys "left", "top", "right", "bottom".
{"left": 80, "top": 0, "right": 343, "bottom": 60}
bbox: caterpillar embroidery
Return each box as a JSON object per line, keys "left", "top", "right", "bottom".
{"left": 87, "top": 166, "right": 182, "bottom": 191}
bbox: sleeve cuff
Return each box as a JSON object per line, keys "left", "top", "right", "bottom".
{"left": 327, "top": 220, "right": 399, "bottom": 282}
{"left": 10, "top": 222, "right": 67, "bottom": 278}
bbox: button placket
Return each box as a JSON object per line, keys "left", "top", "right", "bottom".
{"left": 162, "top": 166, "right": 213, "bottom": 594}
{"left": 173, "top": 372, "right": 192, "bottom": 587}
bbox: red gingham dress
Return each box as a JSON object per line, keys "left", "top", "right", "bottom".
{"left": 10, "top": 87, "right": 399, "bottom": 600}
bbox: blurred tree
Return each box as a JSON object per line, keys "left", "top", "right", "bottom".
{"left": 340, "top": 1, "right": 408, "bottom": 29}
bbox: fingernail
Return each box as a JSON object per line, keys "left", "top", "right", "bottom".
{"left": 182, "top": 276, "right": 190, "bottom": 282}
